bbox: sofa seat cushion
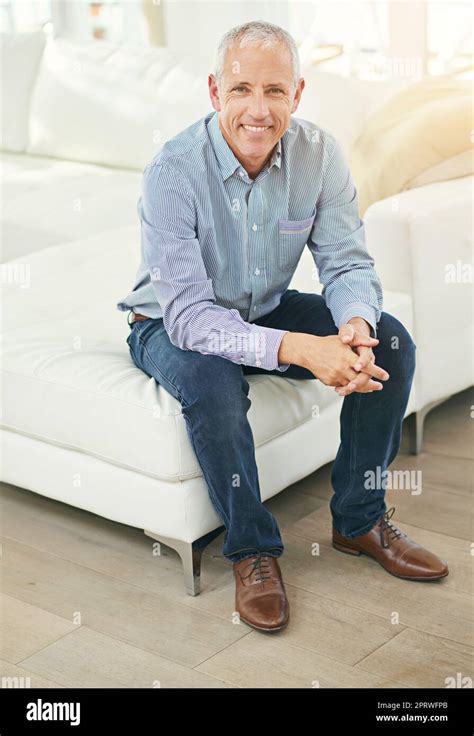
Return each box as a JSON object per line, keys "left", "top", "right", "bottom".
{"left": 0, "top": 152, "right": 141, "bottom": 261}
{"left": 2, "top": 227, "right": 413, "bottom": 482}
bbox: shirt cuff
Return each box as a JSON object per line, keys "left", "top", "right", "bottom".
{"left": 337, "top": 303, "right": 378, "bottom": 338}
{"left": 246, "top": 326, "right": 291, "bottom": 371}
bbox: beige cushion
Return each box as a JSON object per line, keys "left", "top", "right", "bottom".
{"left": 349, "top": 74, "right": 474, "bottom": 216}
{"left": 406, "top": 148, "right": 474, "bottom": 190}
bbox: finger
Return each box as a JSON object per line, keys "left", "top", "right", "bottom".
{"left": 337, "top": 378, "right": 384, "bottom": 394}
{"left": 336, "top": 379, "right": 384, "bottom": 396}
{"left": 350, "top": 334, "right": 379, "bottom": 348}
{"left": 358, "top": 360, "right": 389, "bottom": 381}
{"left": 353, "top": 347, "right": 374, "bottom": 372}
{"left": 336, "top": 371, "right": 372, "bottom": 394}
{"left": 343, "top": 367, "right": 360, "bottom": 383}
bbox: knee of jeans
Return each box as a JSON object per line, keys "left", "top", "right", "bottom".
{"left": 378, "top": 313, "right": 416, "bottom": 360}
{"left": 187, "top": 363, "right": 250, "bottom": 414}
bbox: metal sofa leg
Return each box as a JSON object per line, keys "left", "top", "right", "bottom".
{"left": 143, "top": 531, "right": 202, "bottom": 595}
{"left": 143, "top": 525, "right": 225, "bottom": 596}
{"left": 405, "top": 396, "right": 452, "bottom": 455}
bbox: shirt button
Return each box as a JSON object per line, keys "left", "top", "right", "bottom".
{"left": 254, "top": 267, "right": 260, "bottom": 275}
{"left": 253, "top": 306, "right": 257, "bottom": 311}
{"left": 252, "top": 223, "right": 258, "bottom": 231}
{"left": 255, "top": 359, "right": 262, "bottom": 368}
{"left": 239, "top": 171, "right": 245, "bottom": 178}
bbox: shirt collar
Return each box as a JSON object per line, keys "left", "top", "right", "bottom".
{"left": 207, "top": 111, "right": 282, "bottom": 181}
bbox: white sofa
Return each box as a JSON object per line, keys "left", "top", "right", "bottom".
{"left": 1, "top": 32, "right": 472, "bottom": 595}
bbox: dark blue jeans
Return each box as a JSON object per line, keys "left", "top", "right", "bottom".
{"left": 126, "top": 289, "right": 416, "bottom": 564}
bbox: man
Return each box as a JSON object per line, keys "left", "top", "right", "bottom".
{"left": 117, "top": 21, "right": 448, "bottom": 632}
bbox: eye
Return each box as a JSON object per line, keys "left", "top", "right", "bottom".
{"left": 233, "top": 86, "right": 248, "bottom": 93}
{"left": 269, "top": 88, "right": 284, "bottom": 94}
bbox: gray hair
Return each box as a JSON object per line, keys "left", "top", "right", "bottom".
{"left": 214, "top": 20, "right": 301, "bottom": 97}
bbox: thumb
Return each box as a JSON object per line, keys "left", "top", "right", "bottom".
{"left": 339, "top": 323, "right": 354, "bottom": 344}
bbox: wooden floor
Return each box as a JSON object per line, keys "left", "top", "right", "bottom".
{"left": 1, "top": 388, "right": 472, "bottom": 689}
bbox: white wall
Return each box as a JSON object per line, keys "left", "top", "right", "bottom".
{"left": 163, "top": 0, "right": 290, "bottom": 59}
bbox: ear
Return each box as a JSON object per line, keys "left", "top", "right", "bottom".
{"left": 208, "top": 74, "right": 222, "bottom": 112}
{"left": 291, "top": 78, "right": 305, "bottom": 114}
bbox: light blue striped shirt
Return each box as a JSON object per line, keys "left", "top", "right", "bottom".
{"left": 117, "top": 110, "right": 383, "bottom": 371}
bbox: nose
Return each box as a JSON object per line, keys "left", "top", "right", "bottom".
{"left": 247, "top": 91, "right": 270, "bottom": 120}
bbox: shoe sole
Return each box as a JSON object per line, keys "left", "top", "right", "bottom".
{"left": 238, "top": 614, "right": 290, "bottom": 632}
{"left": 332, "top": 541, "right": 449, "bottom": 581}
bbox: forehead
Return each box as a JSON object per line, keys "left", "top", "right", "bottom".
{"left": 222, "top": 42, "right": 293, "bottom": 81}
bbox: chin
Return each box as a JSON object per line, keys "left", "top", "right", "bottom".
{"left": 242, "top": 143, "right": 268, "bottom": 155}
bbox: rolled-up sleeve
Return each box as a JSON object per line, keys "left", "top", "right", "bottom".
{"left": 140, "top": 163, "right": 290, "bottom": 371}
{"left": 307, "top": 137, "right": 383, "bottom": 337}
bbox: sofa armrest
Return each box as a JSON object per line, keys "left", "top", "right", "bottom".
{"left": 364, "top": 176, "right": 472, "bottom": 331}
{"left": 364, "top": 175, "right": 473, "bottom": 407}
{"left": 364, "top": 175, "right": 472, "bottom": 297}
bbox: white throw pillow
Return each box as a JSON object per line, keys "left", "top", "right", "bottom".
{"left": 0, "top": 30, "right": 46, "bottom": 152}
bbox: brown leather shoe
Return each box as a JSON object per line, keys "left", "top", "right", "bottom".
{"left": 333, "top": 507, "right": 449, "bottom": 581}
{"left": 234, "top": 553, "right": 289, "bottom": 632}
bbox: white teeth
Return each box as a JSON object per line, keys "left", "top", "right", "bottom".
{"left": 242, "top": 125, "right": 270, "bottom": 132}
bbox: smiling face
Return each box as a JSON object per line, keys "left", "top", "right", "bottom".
{"left": 208, "top": 42, "right": 304, "bottom": 179}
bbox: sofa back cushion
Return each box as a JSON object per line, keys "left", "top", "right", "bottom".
{"left": 25, "top": 34, "right": 412, "bottom": 171}
{"left": 296, "top": 66, "right": 410, "bottom": 156}
{"left": 27, "top": 38, "right": 213, "bottom": 170}
{"left": 0, "top": 30, "right": 46, "bottom": 152}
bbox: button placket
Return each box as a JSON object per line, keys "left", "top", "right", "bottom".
{"left": 247, "top": 184, "right": 262, "bottom": 319}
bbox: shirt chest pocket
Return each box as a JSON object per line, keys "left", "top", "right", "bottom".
{"left": 277, "top": 213, "right": 315, "bottom": 272}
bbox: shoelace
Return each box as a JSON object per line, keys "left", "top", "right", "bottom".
{"left": 212, "top": 547, "right": 281, "bottom": 584}
{"left": 378, "top": 507, "right": 406, "bottom": 549}
{"left": 238, "top": 552, "right": 272, "bottom": 584}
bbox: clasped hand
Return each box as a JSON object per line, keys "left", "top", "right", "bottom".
{"left": 335, "top": 318, "right": 389, "bottom": 397}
